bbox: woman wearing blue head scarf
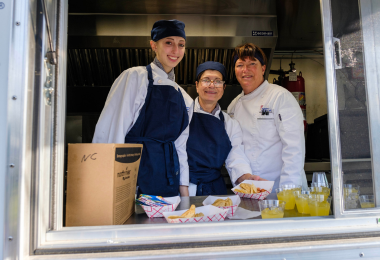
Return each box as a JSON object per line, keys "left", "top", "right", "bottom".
{"left": 187, "top": 61, "right": 266, "bottom": 196}
{"left": 93, "top": 20, "right": 193, "bottom": 197}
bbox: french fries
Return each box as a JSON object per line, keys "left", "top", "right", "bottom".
{"left": 235, "top": 183, "right": 267, "bottom": 194}
{"left": 212, "top": 198, "right": 233, "bottom": 207}
{"left": 180, "top": 204, "right": 196, "bottom": 218}
{"left": 167, "top": 205, "right": 205, "bottom": 219}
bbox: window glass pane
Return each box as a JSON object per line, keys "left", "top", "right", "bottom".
{"left": 331, "top": 0, "right": 374, "bottom": 209}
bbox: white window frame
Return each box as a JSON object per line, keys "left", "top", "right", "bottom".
{"left": 5, "top": 0, "right": 380, "bottom": 258}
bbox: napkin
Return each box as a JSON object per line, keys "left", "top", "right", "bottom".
{"left": 227, "top": 207, "right": 261, "bottom": 220}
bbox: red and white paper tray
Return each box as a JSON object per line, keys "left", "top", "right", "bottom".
{"left": 140, "top": 196, "right": 181, "bottom": 218}
{"left": 202, "top": 195, "right": 240, "bottom": 218}
{"left": 232, "top": 180, "right": 274, "bottom": 200}
{"left": 162, "top": 205, "right": 228, "bottom": 224}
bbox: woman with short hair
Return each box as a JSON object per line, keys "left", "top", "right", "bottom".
{"left": 227, "top": 43, "right": 307, "bottom": 191}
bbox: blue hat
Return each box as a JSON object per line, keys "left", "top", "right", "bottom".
{"left": 151, "top": 20, "right": 186, "bottom": 42}
{"left": 196, "top": 61, "right": 226, "bottom": 80}
{"left": 233, "top": 52, "right": 265, "bottom": 66}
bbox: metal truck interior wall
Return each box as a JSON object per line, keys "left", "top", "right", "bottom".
{"left": 63, "top": 0, "right": 374, "bottom": 226}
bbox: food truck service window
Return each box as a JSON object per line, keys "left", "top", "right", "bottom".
{"left": 5, "top": 0, "right": 380, "bottom": 258}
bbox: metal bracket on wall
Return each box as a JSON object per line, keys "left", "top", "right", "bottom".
{"left": 41, "top": 0, "right": 57, "bottom": 65}
{"left": 333, "top": 37, "right": 342, "bottom": 69}
{"left": 44, "top": 58, "right": 54, "bottom": 106}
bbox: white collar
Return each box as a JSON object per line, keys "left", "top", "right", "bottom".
{"left": 240, "top": 80, "right": 269, "bottom": 100}
{"left": 194, "top": 97, "right": 221, "bottom": 117}
{"left": 152, "top": 57, "right": 175, "bottom": 81}
{"left": 150, "top": 62, "right": 176, "bottom": 82}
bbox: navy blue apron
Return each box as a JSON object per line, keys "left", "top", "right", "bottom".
{"left": 124, "top": 64, "right": 189, "bottom": 197}
{"left": 187, "top": 107, "right": 232, "bottom": 196}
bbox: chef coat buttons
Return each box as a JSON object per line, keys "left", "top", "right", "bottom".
{"left": 176, "top": 171, "right": 178, "bottom": 175}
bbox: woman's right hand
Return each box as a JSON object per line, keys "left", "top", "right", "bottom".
{"left": 249, "top": 174, "right": 268, "bottom": 181}
{"left": 236, "top": 173, "right": 267, "bottom": 185}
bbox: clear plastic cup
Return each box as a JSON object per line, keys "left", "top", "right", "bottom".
{"left": 311, "top": 182, "right": 332, "bottom": 196}
{"left": 308, "top": 195, "right": 331, "bottom": 216}
{"left": 312, "top": 172, "right": 328, "bottom": 186}
{"left": 280, "top": 184, "right": 302, "bottom": 192}
{"left": 293, "top": 190, "right": 311, "bottom": 214}
{"left": 276, "top": 188, "right": 296, "bottom": 210}
{"left": 309, "top": 186, "right": 330, "bottom": 201}
{"left": 259, "top": 200, "right": 286, "bottom": 219}
{"left": 359, "top": 195, "right": 375, "bottom": 208}
{"left": 344, "top": 184, "right": 360, "bottom": 209}
{"left": 311, "top": 182, "right": 330, "bottom": 188}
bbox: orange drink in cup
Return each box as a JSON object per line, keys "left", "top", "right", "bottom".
{"left": 294, "top": 190, "right": 311, "bottom": 214}
{"left": 308, "top": 194, "right": 331, "bottom": 216}
{"left": 359, "top": 195, "right": 375, "bottom": 208}
{"left": 310, "top": 183, "right": 330, "bottom": 201}
{"left": 276, "top": 188, "right": 295, "bottom": 210}
{"left": 259, "top": 200, "right": 286, "bottom": 219}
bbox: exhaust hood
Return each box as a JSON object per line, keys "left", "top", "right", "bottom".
{"left": 67, "top": 0, "right": 278, "bottom": 84}
{"left": 66, "top": 0, "right": 278, "bottom": 111}
{"left": 68, "top": 14, "right": 278, "bottom": 50}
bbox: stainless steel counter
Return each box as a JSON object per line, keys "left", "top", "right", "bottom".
{"left": 124, "top": 193, "right": 312, "bottom": 225}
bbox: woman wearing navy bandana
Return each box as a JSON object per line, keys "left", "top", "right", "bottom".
{"left": 93, "top": 20, "right": 193, "bottom": 197}
{"left": 227, "top": 43, "right": 307, "bottom": 192}
{"left": 187, "top": 61, "right": 266, "bottom": 196}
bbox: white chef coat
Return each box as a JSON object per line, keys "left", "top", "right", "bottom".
{"left": 92, "top": 62, "right": 194, "bottom": 186}
{"left": 188, "top": 97, "right": 253, "bottom": 196}
{"left": 227, "top": 80, "right": 307, "bottom": 191}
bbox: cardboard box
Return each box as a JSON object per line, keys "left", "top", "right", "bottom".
{"left": 66, "top": 143, "right": 143, "bottom": 227}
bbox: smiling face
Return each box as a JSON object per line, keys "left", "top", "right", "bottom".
{"left": 196, "top": 70, "right": 225, "bottom": 108}
{"left": 150, "top": 36, "right": 185, "bottom": 73}
{"left": 235, "top": 57, "right": 266, "bottom": 95}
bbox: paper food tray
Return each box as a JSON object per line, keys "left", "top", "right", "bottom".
{"left": 140, "top": 196, "right": 181, "bottom": 218}
{"left": 202, "top": 195, "right": 240, "bottom": 218}
{"left": 163, "top": 205, "right": 228, "bottom": 223}
{"left": 232, "top": 180, "right": 274, "bottom": 200}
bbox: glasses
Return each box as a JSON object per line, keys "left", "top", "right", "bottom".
{"left": 199, "top": 79, "right": 225, "bottom": 88}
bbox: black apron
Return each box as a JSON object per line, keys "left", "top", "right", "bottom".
{"left": 187, "top": 108, "right": 232, "bottom": 195}
{"left": 125, "top": 64, "right": 189, "bottom": 197}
